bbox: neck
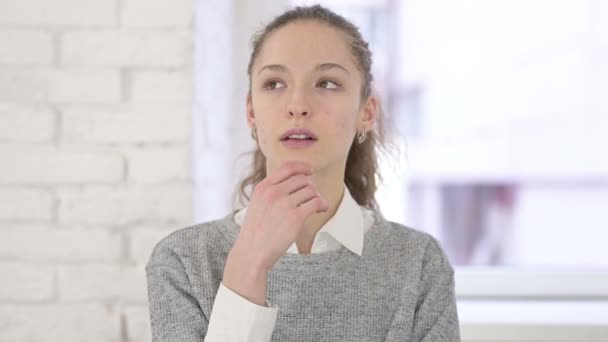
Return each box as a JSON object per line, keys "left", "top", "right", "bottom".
{"left": 298, "top": 171, "right": 344, "bottom": 253}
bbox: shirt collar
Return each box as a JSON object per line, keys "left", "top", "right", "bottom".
{"left": 315, "top": 184, "right": 364, "bottom": 256}
{"left": 234, "top": 184, "right": 365, "bottom": 256}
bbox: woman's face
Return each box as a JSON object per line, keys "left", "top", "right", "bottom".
{"left": 247, "top": 20, "right": 377, "bottom": 175}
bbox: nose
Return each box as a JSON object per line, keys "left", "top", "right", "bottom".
{"left": 287, "top": 88, "right": 310, "bottom": 117}
{"left": 289, "top": 109, "right": 308, "bottom": 117}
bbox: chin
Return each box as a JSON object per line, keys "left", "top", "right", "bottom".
{"left": 267, "top": 153, "right": 318, "bottom": 169}
{"left": 281, "top": 155, "right": 317, "bottom": 166}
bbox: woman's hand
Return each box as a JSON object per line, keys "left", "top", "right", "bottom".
{"left": 222, "top": 161, "right": 329, "bottom": 305}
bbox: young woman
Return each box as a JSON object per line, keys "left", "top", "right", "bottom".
{"left": 146, "top": 5, "right": 460, "bottom": 342}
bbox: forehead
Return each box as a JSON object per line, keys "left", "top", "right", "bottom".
{"left": 253, "top": 20, "right": 357, "bottom": 74}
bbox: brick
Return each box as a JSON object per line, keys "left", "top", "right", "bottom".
{"left": 0, "top": 0, "right": 116, "bottom": 27}
{"left": 0, "top": 225, "right": 122, "bottom": 262}
{"left": 0, "top": 187, "right": 53, "bottom": 221}
{"left": 123, "top": 306, "right": 152, "bottom": 342}
{"left": 0, "top": 263, "right": 54, "bottom": 301}
{"left": 129, "top": 226, "right": 177, "bottom": 265}
{"left": 62, "top": 30, "right": 191, "bottom": 67}
{"left": 0, "top": 304, "right": 120, "bottom": 342}
{"left": 0, "top": 29, "right": 53, "bottom": 65}
{"left": 0, "top": 103, "right": 54, "bottom": 142}
{"left": 58, "top": 185, "right": 193, "bottom": 225}
{"left": 62, "top": 105, "right": 190, "bottom": 143}
{"left": 58, "top": 265, "right": 148, "bottom": 303}
{"left": 0, "top": 68, "right": 121, "bottom": 104}
{"left": 0, "top": 145, "right": 123, "bottom": 184}
{"left": 122, "top": 0, "right": 194, "bottom": 28}
{"left": 123, "top": 146, "right": 191, "bottom": 183}
{"left": 132, "top": 70, "right": 192, "bottom": 103}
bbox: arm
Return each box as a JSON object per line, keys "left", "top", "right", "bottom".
{"left": 413, "top": 237, "right": 460, "bottom": 342}
{"left": 145, "top": 258, "right": 208, "bottom": 342}
{"left": 145, "top": 241, "right": 278, "bottom": 342}
{"left": 146, "top": 162, "right": 324, "bottom": 341}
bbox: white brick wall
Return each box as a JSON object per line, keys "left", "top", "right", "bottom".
{"left": 62, "top": 30, "right": 192, "bottom": 67}
{"left": 0, "top": 0, "right": 195, "bottom": 339}
{"left": 123, "top": 306, "right": 154, "bottom": 342}
{"left": 132, "top": 70, "right": 192, "bottom": 102}
{"left": 128, "top": 226, "right": 179, "bottom": 265}
{"left": 61, "top": 105, "right": 191, "bottom": 143}
{"left": 0, "top": 103, "right": 55, "bottom": 142}
{"left": 57, "top": 265, "right": 148, "bottom": 303}
{"left": 0, "top": 145, "right": 124, "bottom": 184}
{"left": 0, "top": 68, "right": 122, "bottom": 104}
{"left": 122, "top": 147, "right": 191, "bottom": 184}
{"left": 0, "top": 305, "right": 121, "bottom": 342}
{"left": 122, "top": 0, "right": 194, "bottom": 28}
{"left": 0, "top": 0, "right": 117, "bottom": 27}
{"left": 0, "top": 263, "right": 54, "bottom": 302}
{"left": 57, "top": 185, "right": 192, "bottom": 225}
{"left": 0, "top": 188, "right": 54, "bottom": 221}
{"left": 0, "top": 29, "right": 53, "bottom": 66}
{"left": 0, "top": 226, "right": 123, "bottom": 262}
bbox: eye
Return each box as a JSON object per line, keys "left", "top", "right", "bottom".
{"left": 262, "top": 80, "right": 286, "bottom": 90}
{"left": 317, "top": 79, "right": 340, "bottom": 89}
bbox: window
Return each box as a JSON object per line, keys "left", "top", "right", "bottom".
{"left": 293, "top": 0, "right": 608, "bottom": 269}
{"left": 290, "top": 0, "right": 608, "bottom": 339}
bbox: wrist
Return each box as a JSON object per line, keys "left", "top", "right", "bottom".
{"left": 231, "top": 231, "right": 270, "bottom": 273}
{"left": 223, "top": 243, "right": 269, "bottom": 306}
{"left": 222, "top": 267, "right": 268, "bottom": 306}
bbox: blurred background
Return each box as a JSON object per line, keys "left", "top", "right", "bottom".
{"left": 1, "top": 0, "right": 607, "bottom": 341}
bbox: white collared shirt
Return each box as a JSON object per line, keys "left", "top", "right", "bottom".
{"left": 234, "top": 184, "right": 369, "bottom": 255}
{"left": 205, "top": 184, "right": 374, "bottom": 342}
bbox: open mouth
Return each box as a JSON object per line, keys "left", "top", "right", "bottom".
{"left": 281, "top": 134, "right": 316, "bottom": 142}
{"left": 280, "top": 128, "right": 318, "bottom": 149}
{"left": 281, "top": 134, "right": 317, "bottom": 149}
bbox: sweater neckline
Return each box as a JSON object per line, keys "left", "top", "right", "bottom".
{"left": 217, "top": 208, "right": 392, "bottom": 271}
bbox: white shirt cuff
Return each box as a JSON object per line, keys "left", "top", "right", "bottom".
{"left": 205, "top": 282, "right": 278, "bottom": 342}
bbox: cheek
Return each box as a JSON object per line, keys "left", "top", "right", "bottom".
{"left": 337, "top": 121, "right": 352, "bottom": 139}
{"left": 320, "top": 103, "right": 357, "bottom": 133}
{"left": 331, "top": 117, "right": 357, "bottom": 147}
{"left": 257, "top": 124, "right": 271, "bottom": 145}
{"left": 333, "top": 110, "right": 358, "bottom": 134}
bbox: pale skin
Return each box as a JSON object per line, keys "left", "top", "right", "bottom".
{"left": 222, "top": 20, "right": 379, "bottom": 306}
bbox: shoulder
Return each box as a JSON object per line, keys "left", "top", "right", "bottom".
{"left": 145, "top": 213, "right": 235, "bottom": 270}
{"left": 382, "top": 218, "right": 436, "bottom": 251}
{"left": 379, "top": 216, "right": 453, "bottom": 271}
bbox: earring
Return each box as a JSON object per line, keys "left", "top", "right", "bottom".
{"left": 357, "top": 129, "right": 367, "bottom": 144}
{"left": 251, "top": 126, "right": 258, "bottom": 140}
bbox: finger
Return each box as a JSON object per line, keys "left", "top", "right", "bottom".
{"left": 266, "top": 161, "right": 312, "bottom": 185}
{"left": 288, "top": 184, "right": 318, "bottom": 207}
{"left": 276, "top": 174, "right": 311, "bottom": 195}
{"left": 295, "top": 196, "right": 329, "bottom": 219}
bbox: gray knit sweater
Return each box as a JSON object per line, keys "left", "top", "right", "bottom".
{"left": 145, "top": 209, "right": 460, "bottom": 341}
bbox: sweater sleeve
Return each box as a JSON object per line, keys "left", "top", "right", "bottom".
{"left": 413, "top": 237, "right": 461, "bottom": 342}
{"left": 145, "top": 235, "right": 279, "bottom": 342}
{"left": 146, "top": 249, "right": 208, "bottom": 342}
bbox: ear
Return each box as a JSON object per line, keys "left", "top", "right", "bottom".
{"left": 358, "top": 95, "right": 378, "bottom": 131}
{"left": 246, "top": 93, "right": 255, "bottom": 129}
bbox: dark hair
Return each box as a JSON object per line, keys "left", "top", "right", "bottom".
{"left": 235, "top": 4, "right": 391, "bottom": 210}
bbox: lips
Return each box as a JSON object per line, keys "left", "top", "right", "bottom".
{"left": 280, "top": 128, "right": 318, "bottom": 141}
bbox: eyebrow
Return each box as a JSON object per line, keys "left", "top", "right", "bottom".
{"left": 257, "top": 63, "right": 350, "bottom": 76}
